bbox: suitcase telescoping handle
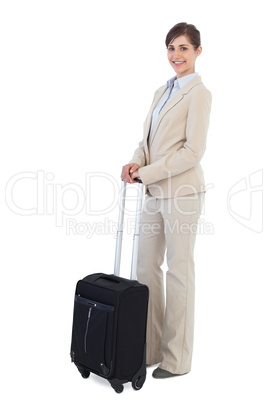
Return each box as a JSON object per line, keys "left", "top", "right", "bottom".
{"left": 114, "top": 178, "right": 143, "bottom": 280}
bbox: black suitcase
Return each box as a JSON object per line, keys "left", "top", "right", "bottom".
{"left": 70, "top": 180, "right": 149, "bottom": 393}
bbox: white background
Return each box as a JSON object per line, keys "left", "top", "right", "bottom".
{"left": 1, "top": 0, "right": 267, "bottom": 400}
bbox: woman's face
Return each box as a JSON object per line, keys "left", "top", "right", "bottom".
{"left": 167, "top": 35, "right": 202, "bottom": 78}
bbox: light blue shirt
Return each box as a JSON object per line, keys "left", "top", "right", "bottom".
{"left": 148, "top": 73, "right": 198, "bottom": 144}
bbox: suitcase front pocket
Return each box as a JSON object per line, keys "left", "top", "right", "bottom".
{"left": 71, "top": 295, "right": 115, "bottom": 374}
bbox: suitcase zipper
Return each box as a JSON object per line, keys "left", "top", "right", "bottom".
{"left": 76, "top": 295, "right": 113, "bottom": 312}
{"left": 84, "top": 307, "right": 92, "bottom": 353}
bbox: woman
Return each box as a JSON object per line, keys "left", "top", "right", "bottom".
{"left": 121, "top": 22, "right": 212, "bottom": 379}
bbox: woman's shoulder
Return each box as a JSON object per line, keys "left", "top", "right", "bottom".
{"left": 190, "top": 77, "right": 212, "bottom": 100}
{"left": 154, "top": 83, "right": 167, "bottom": 95}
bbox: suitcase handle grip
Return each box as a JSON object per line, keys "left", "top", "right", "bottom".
{"left": 95, "top": 274, "right": 121, "bottom": 284}
{"left": 134, "top": 177, "right": 142, "bottom": 183}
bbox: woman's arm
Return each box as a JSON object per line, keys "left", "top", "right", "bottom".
{"left": 121, "top": 139, "right": 146, "bottom": 183}
{"left": 128, "top": 139, "right": 146, "bottom": 168}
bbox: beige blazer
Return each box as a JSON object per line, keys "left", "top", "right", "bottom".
{"left": 130, "top": 76, "right": 212, "bottom": 198}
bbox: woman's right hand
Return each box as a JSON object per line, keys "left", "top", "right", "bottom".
{"left": 121, "top": 163, "right": 140, "bottom": 183}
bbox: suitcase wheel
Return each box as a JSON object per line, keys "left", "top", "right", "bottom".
{"left": 132, "top": 375, "right": 145, "bottom": 390}
{"left": 77, "top": 366, "right": 90, "bottom": 379}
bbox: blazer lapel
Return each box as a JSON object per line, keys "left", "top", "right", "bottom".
{"left": 149, "top": 76, "right": 202, "bottom": 147}
{"left": 143, "top": 85, "right": 166, "bottom": 154}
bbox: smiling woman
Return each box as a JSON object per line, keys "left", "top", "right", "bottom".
{"left": 121, "top": 22, "right": 212, "bottom": 380}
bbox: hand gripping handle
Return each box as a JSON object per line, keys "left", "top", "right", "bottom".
{"left": 114, "top": 179, "right": 144, "bottom": 280}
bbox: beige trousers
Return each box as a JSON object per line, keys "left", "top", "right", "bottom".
{"left": 137, "top": 193, "right": 204, "bottom": 375}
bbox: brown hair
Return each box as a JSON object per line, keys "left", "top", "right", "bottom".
{"left": 165, "top": 22, "right": 201, "bottom": 50}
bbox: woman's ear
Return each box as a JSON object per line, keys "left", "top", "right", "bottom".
{"left": 196, "top": 45, "right": 202, "bottom": 57}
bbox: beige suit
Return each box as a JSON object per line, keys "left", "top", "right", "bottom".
{"left": 130, "top": 76, "right": 212, "bottom": 374}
